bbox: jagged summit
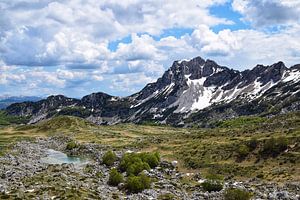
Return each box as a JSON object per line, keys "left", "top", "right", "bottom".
{"left": 5, "top": 56, "right": 300, "bottom": 126}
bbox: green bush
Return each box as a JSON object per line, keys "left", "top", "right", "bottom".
{"left": 260, "top": 137, "right": 288, "bottom": 158}
{"left": 201, "top": 175, "right": 223, "bottom": 192}
{"left": 102, "top": 151, "right": 117, "bottom": 166}
{"left": 247, "top": 138, "right": 258, "bottom": 150}
{"left": 237, "top": 145, "right": 250, "bottom": 159}
{"left": 66, "top": 141, "right": 77, "bottom": 150}
{"left": 119, "top": 152, "right": 160, "bottom": 175}
{"left": 140, "top": 152, "right": 160, "bottom": 168}
{"left": 126, "top": 161, "right": 150, "bottom": 176}
{"left": 108, "top": 168, "right": 124, "bottom": 186}
{"left": 201, "top": 180, "right": 223, "bottom": 192}
{"left": 224, "top": 188, "right": 252, "bottom": 200}
{"left": 125, "top": 173, "right": 151, "bottom": 193}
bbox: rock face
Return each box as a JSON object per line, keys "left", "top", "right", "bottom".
{"left": 5, "top": 56, "right": 300, "bottom": 126}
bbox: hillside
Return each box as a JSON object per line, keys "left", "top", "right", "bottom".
{"left": 1, "top": 112, "right": 299, "bottom": 181}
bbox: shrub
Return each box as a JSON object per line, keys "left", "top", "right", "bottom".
{"left": 260, "top": 137, "right": 288, "bottom": 158}
{"left": 247, "top": 138, "right": 258, "bottom": 150}
{"left": 66, "top": 141, "right": 77, "bottom": 150}
{"left": 119, "top": 152, "right": 160, "bottom": 175}
{"left": 201, "top": 180, "right": 223, "bottom": 192}
{"left": 224, "top": 188, "right": 252, "bottom": 200}
{"left": 237, "top": 145, "right": 250, "bottom": 159}
{"left": 126, "top": 161, "right": 150, "bottom": 176}
{"left": 140, "top": 152, "right": 160, "bottom": 168}
{"left": 108, "top": 168, "right": 124, "bottom": 186}
{"left": 102, "top": 151, "right": 117, "bottom": 166}
{"left": 201, "top": 174, "right": 223, "bottom": 192}
{"left": 125, "top": 173, "right": 151, "bottom": 193}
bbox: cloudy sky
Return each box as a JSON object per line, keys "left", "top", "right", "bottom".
{"left": 1, "top": 0, "right": 300, "bottom": 98}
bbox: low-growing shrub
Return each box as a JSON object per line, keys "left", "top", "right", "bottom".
{"left": 66, "top": 140, "right": 77, "bottom": 150}
{"left": 224, "top": 188, "right": 252, "bottom": 200}
{"left": 260, "top": 137, "right": 288, "bottom": 158}
{"left": 237, "top": 145, "right": 250, "bottom": 159}
{"left": 108, "top": 168, "right": 124, "bottom": 186}
{"left": 140, "top": 152, "right": 160, "bottom": 168}
{"left": 201, "top": 180, "right": 223, "bottom": 192}
{"left": 119, "top": 152, "right": 160, "bottom": 175}
{"left": 201, "top": 174, "right": 223, "bottom": 192}
{"left": 126, "top": 161, "right": 150, "bottom": 176}
{"left": 125, "top": 173, "right": 151, "bottom": 193}
{"left": 247, "top": 138, "right": 258, "bottom": 150}
{"left": 102, "top": 151, "right": 117, "bottom": 166}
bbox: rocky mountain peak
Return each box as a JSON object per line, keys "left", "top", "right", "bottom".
{"left": 171, "top": 57, "right": 225, "bottom": 80}
{"left": 81, "top": 92, "right": 113, "bottom": 109}
{"left": 4, "top": 56, "right": 300, "bottom": 126}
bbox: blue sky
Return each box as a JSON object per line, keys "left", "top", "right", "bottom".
{"left": 1, "top": 0, "right": 300, "bottom": 98}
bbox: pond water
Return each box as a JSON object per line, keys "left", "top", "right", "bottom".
{"left": 41, "top": 149, "right": 88, "bottom": 165}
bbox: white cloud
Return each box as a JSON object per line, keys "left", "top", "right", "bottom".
{"left": 114, "top": 34, "right": 163, "bottom": 61}
{"left": 56, "top": 69, "right": 87, "bottom": 80}
{"left": 1, "top": 0, "right": 300, "bottom": 96}
{"left": 92, "top": 75, "right": 104, "bottom": 81}
{"left": 232, "top": 0, "right": 300, "bottom": 27}
{"left": 0, "top": 0, "right": 230, "bottom": 69}
{"left": 110, "top": 73, "right": 156, "bottom": 92}
{"left": 189, "top": 25, "right": 241, "bottom": 56}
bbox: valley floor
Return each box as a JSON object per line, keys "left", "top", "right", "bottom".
{"left": 0, "top": 112, "right": 299, "bottom": 199}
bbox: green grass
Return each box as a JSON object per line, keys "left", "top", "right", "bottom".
{"left": 216, "top": 116, "right": 266, "bottom": 128}
{"left": 0, "top": 112, "right": 299, "bottom": 182}
{"left": 0, "top": 111, "right": 29, "bottom": 125}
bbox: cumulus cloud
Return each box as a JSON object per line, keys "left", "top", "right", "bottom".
{"left": 1, "top": 0, "right": 300, "bottom": 96}
{"left": 110, "top": 73, "right": 156, "bottom": 93}
{"left": 114, "top": 34, "right": 163, "bottom": 61}
{"left": 189, "top": 25, "right": 241, "bottom": 56}
{"left": 232, "top": 0, "right": 300, "bottom": 27}
{"left": 0, "top": 0, "right": 230, "bottom": 69}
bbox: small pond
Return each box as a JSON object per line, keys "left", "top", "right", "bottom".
{"left": 41, "top": 149, "right": 88, "bottom": 165}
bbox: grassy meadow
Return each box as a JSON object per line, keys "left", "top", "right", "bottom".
{"left": 0, "top": 112, "right": 299, "bottom": 182}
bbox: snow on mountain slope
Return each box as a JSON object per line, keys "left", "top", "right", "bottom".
{"left": 282, "top": 68, "right": 300, "bottom": 83}
{"left": 129, "top": 57, "right": 299, "bottom": 121}
{"left": 5, "top": 56, "right": 300, "bottom": 125}
{"left": 172, "top": 72, "right": 278, "bottom": 113}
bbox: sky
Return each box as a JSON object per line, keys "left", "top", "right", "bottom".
{"left": 0, "top": 0, "right": 300, "bottom": 98}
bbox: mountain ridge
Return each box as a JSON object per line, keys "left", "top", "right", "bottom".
{"left": 4, "top": 56, "right": 300, "bottom": 126}
{"left": 0, "top": 96, "right": 42, "bottom": 109}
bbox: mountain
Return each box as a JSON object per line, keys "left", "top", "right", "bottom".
{"left": 0, "top": 96, "right": 42, "bottom": 109}
{"left": 5, "top": 56, "right": 300, "bottom": 126}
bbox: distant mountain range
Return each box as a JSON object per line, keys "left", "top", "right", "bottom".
{"left": 0, "top": 96, "right": 42, "bottom": 109}
{"left": 5, "top": 56, "right": 300, "bottom": 127}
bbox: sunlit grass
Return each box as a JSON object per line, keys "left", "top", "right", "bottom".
{"left": 0, "top": 112, "right": 299, "bottom": 181}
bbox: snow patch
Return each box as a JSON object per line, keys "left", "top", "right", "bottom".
{"left": 173, "top": 77, "right": 216, "bottom": 112}
{"left": 110, "top": 97, "right": 118, "bottom": 101}
{"left": 282, "top": 70, "right": 300, "bottom": 83}
{"left": 162, "top": 83, "right": 175, "bottom": 95}
{"left": 178, "top": 59, "right": 191, "bottom": 64}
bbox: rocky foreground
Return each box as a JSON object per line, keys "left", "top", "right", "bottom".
{"left": 0, "top": 137, "right": 299, "bottom": 200}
